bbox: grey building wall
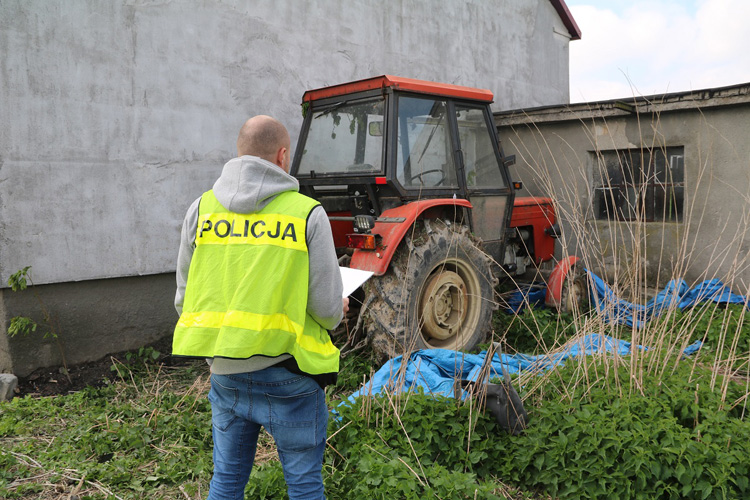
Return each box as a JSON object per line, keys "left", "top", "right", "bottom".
{"left": 1, "top": 0, "right": 575, "bottom": 375}
{"left": 496, "top": 85, "right": 750, "bottom": 293}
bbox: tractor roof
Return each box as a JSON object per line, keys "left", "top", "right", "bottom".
{"left": 302, "top": 75, "right": 494, "bottom": 103}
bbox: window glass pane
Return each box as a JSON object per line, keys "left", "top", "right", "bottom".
{"left": 672, "top": 186, "right": 684, "bottom": 222}
{"left": 668, "top": 150, "right": 684, "bottom": 183}
{"left": 624, "top": 186, "right": 640, "bottom": 220}
{"left": 595, "top": 187, "right": 622, "bottom": 219}
{"left": 654, "top": 149, "right": 668, "bottom": 182}
{"left": 654, "top": 185, "right": 684, "bottom": 222}
{"left": 455, "top": 106, "right": 506, "bottom": 188}
{"left": 603, "top": 153, "right": 623, "bottom": 185}
{"left": 643, "top": 184, "right": 655, "bottom": 221}
{"left": 655, "top": 148, "right": 685, "bottom": 183}
{"left": 620, "top": 150, "right": 636, "bottom": 184}
{"left": 594, "top": 153, "right": 625, "bottom": 220}
{"left": 297, "top": 98, "right": 384, "bottom": 175}
{"left": 396, "top": 96, "right": 457, "bottom": 188}
{"left": 621, "top": 150, "right": 651, "bottom": 184}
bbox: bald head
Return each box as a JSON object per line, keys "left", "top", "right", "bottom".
{"left": 236, "top": 115, "right": 291, "bottom": 170}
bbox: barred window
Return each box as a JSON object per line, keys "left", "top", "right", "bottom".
{"left": 593, "top": 147, "right": 684, "bottom": 222}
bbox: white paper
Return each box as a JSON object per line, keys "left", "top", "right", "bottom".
{"left": 340, "top": 267, "right": 374, "bottom": 298}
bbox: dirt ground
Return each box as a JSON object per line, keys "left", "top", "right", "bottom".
{"left": 13, "top": 336, "right": 174, "bottom": 398}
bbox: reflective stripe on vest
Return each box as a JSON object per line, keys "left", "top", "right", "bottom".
{"left": 172, "top": 189, "right": 339, "bottom": 375}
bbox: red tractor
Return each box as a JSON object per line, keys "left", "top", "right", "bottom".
{"left": 290, "top": 75, "right": 582, "bottom": 357}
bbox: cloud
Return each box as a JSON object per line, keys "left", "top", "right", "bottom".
{"left": 568, "top": 0, "right": 750, "bottom": 102}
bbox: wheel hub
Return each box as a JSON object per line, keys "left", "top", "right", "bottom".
{"left": 562, "top": 278, "right": 584, "bottom": 312}
{"left": 420, "top": 271, "right": 468, "bottom": 341}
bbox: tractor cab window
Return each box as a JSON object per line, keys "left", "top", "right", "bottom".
{"left": 455, "top": 106, "right": 506, "bottom": 189}
{"left": 297, "top": 98, "right": 384, "bottom": 176}
{"left": 396, "top": 96, "right": 458, "bottom": 189}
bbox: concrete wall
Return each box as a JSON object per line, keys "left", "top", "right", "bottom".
{"left": 496, "top": 87, "right": 750, "bottom": 292}
{"left": 0, "top": 274, "right": 175, "bottom": 377}
{"left": 0, "top": 0, "right": 574, "bottom": 375}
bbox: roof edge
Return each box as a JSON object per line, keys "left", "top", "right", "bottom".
{"left": 494, "top": 82, "right": 750, "bottom": 125}
{"left": 549, "top": 0, "right": 582, "bottom": 40}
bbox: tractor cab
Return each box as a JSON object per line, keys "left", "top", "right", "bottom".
{"left": 291, "top": 75, "right": 515, "bottom": 270}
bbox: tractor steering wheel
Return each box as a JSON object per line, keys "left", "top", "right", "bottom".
{"left": 409, "top": 169, "right": 446, "bottom": 186}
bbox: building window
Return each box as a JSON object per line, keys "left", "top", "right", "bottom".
{"left": 593, "top": 147, "right": 684, "bottom": 222}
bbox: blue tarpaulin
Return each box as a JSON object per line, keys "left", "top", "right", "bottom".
{"left": 505, "top": 272, "right": 748, "bottom": 328}
{"left": 588, "top": 274, "right": 749, "bottom": 328}
{"left": 503, "top": 283, "right": 547, "bottom": 314}
{"left": 346, "top": 334, "right": 703, "bottom": 402}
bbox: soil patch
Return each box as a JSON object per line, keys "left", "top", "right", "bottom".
{"left": 13, "top": 336, "right": 174, "bottom": 398}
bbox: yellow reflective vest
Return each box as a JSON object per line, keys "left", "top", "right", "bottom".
{"left": 173, "top": 189, "right": 340, "bottom": 375}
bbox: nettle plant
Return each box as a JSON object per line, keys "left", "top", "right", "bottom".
{"left": 6, "top": 266, "right": 70, "bottom": 381}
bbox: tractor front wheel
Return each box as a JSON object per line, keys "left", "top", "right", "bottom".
{"left": 364, "top": 219, "right": 498, "bottom": 359}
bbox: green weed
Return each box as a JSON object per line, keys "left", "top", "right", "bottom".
{"left": 494, "top": 307, "right": 579, "bottom": 354}
{"left": 328, "top": 391, "right": 505, "bottom": 499}
{"left": 6, "top": 266, "right": 70, "bottom": 381}
{"left": 0, "top": 359, "right": 214, "bottom": 499}
{"left": 489, "top": 356, "right": 749, "bottom": 499}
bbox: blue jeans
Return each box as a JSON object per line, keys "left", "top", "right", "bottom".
{"left": 206, "top": 367, "right": 328, "bottom": 500}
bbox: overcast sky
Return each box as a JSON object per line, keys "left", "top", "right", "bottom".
{"left": 566, "top": 0, "right": 750, "bottom": 102}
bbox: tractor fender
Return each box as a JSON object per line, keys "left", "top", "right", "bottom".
{"left": 349, "top": 198, "right": 473, "bottom": 275}
{"left": 544, "top": 255, "right": 581, "bottom": 308}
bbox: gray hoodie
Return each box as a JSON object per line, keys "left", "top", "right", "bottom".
{"left": 174, "top": 155, "right": 343, "bottom": 374}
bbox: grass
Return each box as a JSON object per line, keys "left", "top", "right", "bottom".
{"left": 1, "top": 357, "right": 214, "bottom": 499}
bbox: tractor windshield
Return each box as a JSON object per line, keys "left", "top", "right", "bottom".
{"left": 297, "top": 97, "right": 385, "bottom": 176}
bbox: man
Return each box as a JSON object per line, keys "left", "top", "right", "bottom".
{"left": 173, "top": 115, "right": 347, "bottom": 500}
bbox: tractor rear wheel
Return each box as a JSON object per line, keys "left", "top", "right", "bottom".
{"left": 364, "top": 219, "right": 498, "bottom": 359}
